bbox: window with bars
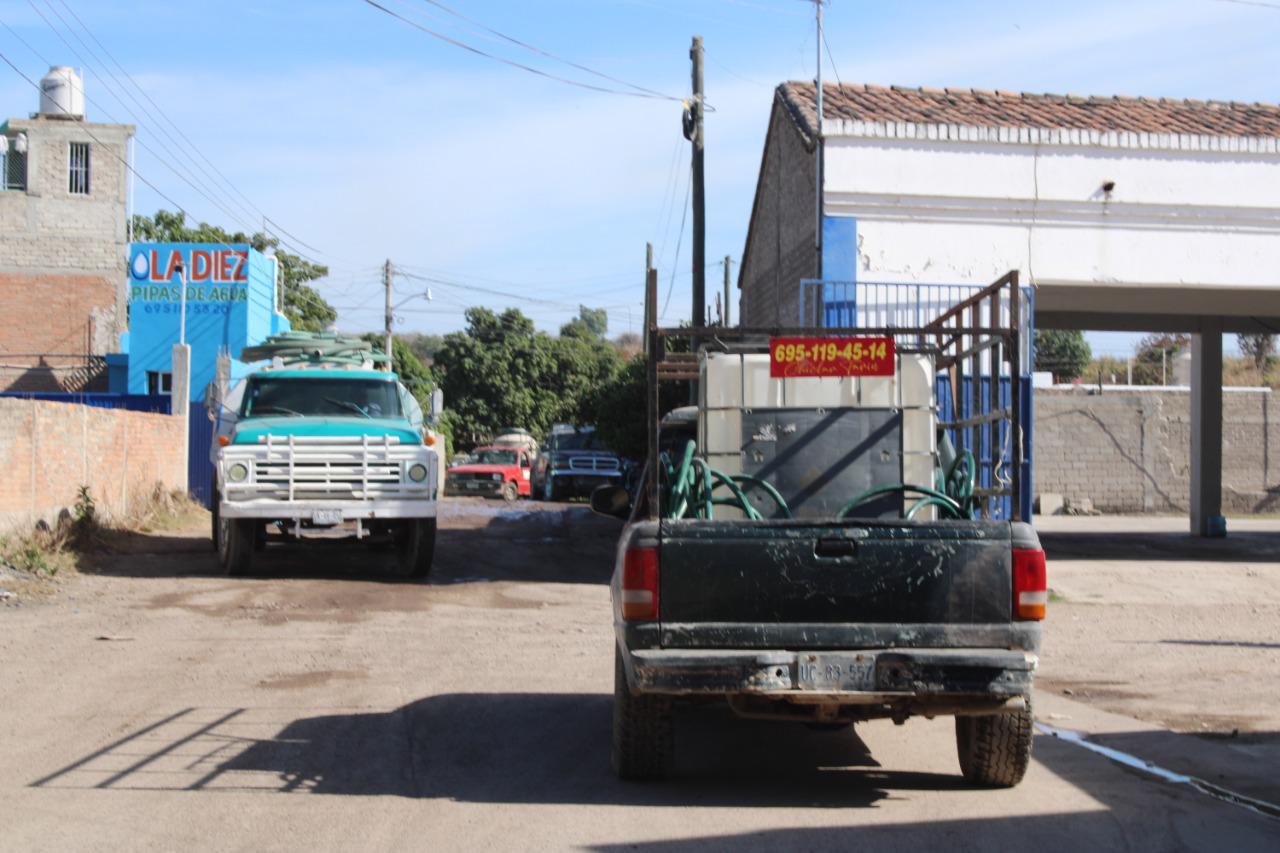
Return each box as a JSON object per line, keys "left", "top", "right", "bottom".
{"left": 68, "top": 141, "right": 90, "bottom": 195}
{"left": 2, "top": 138, "right": 26, "bottom": 191}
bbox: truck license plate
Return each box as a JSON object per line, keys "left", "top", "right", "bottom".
{"left": 465, "top": 481, "right": 481, "bottom": 490}
{"left": 311, "top": 509, "right": 343, "bottom": 526}
{"left": 797, "top": 654, "right": 875, "bottom": 691}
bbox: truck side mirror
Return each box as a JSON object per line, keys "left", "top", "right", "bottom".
{"left": 590, "top": 484, "right": 631, "bottom": 520}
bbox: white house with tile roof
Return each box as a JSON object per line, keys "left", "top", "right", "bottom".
{"left": 737, "top": 81, "right": 1280, "bottom": 535}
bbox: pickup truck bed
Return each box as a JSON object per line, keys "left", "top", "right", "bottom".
{"left": 610, "top": 516, "right": 1045, "bottom": 787}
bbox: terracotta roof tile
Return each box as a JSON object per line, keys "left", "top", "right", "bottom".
{"left": 780, "top": 82, "right": 1280, "bottom": 140}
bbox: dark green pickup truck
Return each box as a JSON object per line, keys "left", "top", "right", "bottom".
{"left": 599, "top": 272, "right": 1044, "bottom": 787}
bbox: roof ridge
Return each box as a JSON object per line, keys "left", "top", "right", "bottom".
{"left": 784, "top": 80, "right": 1280, "bottom": 113}
{"left": 777, "top": 80, "right": 1280, "bottom": 139}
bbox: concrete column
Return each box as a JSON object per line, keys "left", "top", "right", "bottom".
{"left": 1190, "top": 320, "right": 1224, "bottom": 537}
{"left": 171, "top": 343, "right": 191, "bottom": 494}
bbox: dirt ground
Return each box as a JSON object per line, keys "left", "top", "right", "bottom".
{"left": 1, "top": 500, "right": 1277, "bottom": 851}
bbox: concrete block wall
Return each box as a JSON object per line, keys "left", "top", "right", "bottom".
{"left": 739, "top": 97, "right": 818, "bottom": 327}
{"left": 0, "top": 398, "right": 185, "bottom": 530}
{"left": 1035, "top": 388, "right": 1279, "bottom": 514}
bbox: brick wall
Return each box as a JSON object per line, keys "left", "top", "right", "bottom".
{"left": 0, "top": 398, "right": 185, "bottom": 529}
{"left": 1034, "top": 388, "right": 1279, "bottom": 514}
{"left": 739, "top": 95, "right": 818, "bottom": 327}
{"left": 0, "top": 271, "right": 118, "bottom": 391}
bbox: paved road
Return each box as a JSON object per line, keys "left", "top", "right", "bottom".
{"left": 1, "top": 500, "right": 1276, "bottom": 852}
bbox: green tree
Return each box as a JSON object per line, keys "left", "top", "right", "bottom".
{"left": 1033, "top": 330, "right": 1091, "bottom": 381}
{"left": 432, "top": 307, "right": 622, "bottom": 448}
{"left": 559, "top": 305, "right": 608, "bottom": 340}
{"left": 131, "top": 209, "right": 336, "bottom": 332}
{"left": 1133, "top": 333, "right": 1190, "bottom": 385}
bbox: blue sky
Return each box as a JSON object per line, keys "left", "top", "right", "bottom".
{"left": 0, "top": 0, "right": 1277, "bottom": 355}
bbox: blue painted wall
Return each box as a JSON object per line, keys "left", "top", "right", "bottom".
{"left": 124, "top": 243, "right": 290, "bottom": 400}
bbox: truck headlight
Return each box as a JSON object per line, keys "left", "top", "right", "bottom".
{"left": 491, "top": 473, "right": 502, "bottom": 481}
{"left": 407, "top": 463, "right": 428, "bottom": 482}
{"left": 228, "top": 462, "right": 249, "bottom": 483}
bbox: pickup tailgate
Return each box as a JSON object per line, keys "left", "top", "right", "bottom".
{"left": 658, "top": 518, "right": 1012, "bottom": 630}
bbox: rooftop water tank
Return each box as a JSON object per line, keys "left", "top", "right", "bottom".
{"left": 38, "top": 66, "right": 84, "bottom": 119}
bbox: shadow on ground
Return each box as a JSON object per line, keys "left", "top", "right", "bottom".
{"left": 78, "top": 500, "right": 619, "bottom": 585}
{"left": 30, "top": 693, "right": 1280, "bottom": 848}
{"left": 1039, "top": 528, "right": 1280, "bottom": 562}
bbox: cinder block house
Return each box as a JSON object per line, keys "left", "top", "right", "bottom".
{"left": 0, "top": 67, "right": 133, "bottom": 392}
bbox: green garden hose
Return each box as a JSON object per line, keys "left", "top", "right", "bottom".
{"left": 658, "top": 439, "right": 978, "bottom": 522}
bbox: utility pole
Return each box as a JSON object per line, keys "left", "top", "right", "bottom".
{"left": 722, "top": 255, "right": 732, "bottom": 327}
{"left": 689, "top": 35, "right": 705, "bottom": 332}
{"left": 644, "top": 242, "right": 653, "bottom": 356}
{"left": 810, "top": 0, "right": 824, "bottom": 257}
{"left": 383, "top": 259, "right": 394, "bottom": 359}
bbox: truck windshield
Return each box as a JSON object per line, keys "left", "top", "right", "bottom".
{"left": 474, "top": 449, "right": 518, "bottom": 465}
{"left": 241, "top": 377, "right": 403, "bottom": 419}
{"left": 550, "top": 430, "right": 601, "bottom": 451}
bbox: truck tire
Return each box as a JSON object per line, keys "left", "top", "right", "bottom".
{"left": 502, "top": 481, "right": 518, "bottom": 503}
{"left": 955, "top": 701, "right": 1034, "bottom": 788}
{"left": 210, "top": 492, "right": 220, "bottom": 553}
{"left": 612, "top": 647, "right": 673, "bottom": 781}
{"left": 396, "top": 518, "right": 436, "bottom": 579}
{"left": 220, "top": 518, "right": 254, "bottom": 577}
{"left": 543, "top": 476, "right": 561, "bottom": 502}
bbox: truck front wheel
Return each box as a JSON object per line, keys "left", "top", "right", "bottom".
{"left": 502, "top": 481, "right": 518, "bottom": 502}
{"left": 612, "top": 648, "right": 673, "bottom": 781}
{"left": 955, "top": 701, "right": 1034, "bottom": 788}
{"left": 219, "top": 517, "right": 254, "bottom": 577}
{"left": 396, "top": 518, "right": 437, "bottom": 579}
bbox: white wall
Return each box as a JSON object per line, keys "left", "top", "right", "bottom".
{"left": 821, "top": 131, "right": 1280, "bottom": 303}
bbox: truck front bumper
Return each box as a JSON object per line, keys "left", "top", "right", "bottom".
{"left": 625, "top": 647, "right": 1036, "bottom": 701}
{"left": 220, "top": 498, "right": 437, "bottom": 520}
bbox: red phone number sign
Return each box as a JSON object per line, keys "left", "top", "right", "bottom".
{"left": 769, "top": 336, "right": 896, "bottom": 378}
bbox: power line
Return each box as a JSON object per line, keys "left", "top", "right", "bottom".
{"left": 359, "top": 0, "right": 685, "bottom": 101}
{"left": 26, "top": 0, "right": 358, "bottom": 271}
{"left": 821, "top": 24, "right": 843, "bottom": 89}
{"left": 415, "top": 0, "right": 679, "bottom": 100}
{"left": 1215, "top": 0, "right": 1280, "bottom": 9}
{"left": 660, "top": 167, "right": 692, "bottom": 319}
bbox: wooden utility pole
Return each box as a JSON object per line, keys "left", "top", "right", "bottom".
{"left": 722, "top": 255, "right": 732, "bottom": 327}
{"left": 689, "top": 36, "right": 705, "bottom": 332}
{"left": 644, "top": 242, "right": 654, "bottom": 356}
{"left": 383, "top": 259, "right": 394, "bottom": 358}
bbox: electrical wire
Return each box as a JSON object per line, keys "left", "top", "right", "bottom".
{"left": 660, "top": 167, "right": 692, "bottom": 319}
{"left": 414, "top": 0, "right": 679, "bottom": 100}
{"left": 20, "top": 1, "right": 361, "bottom": 272}
{"left": 360, "top": 0, "right": 684, "bottom": 101}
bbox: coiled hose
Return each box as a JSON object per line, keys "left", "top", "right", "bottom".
{"left": 659, "top": 439, "right": 977, "bottom": 522}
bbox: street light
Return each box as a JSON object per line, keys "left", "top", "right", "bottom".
{"left": 385, "top": 289, "right": 432, "bottom": 359}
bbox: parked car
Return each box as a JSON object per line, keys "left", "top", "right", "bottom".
{"left": 445, "top": 445, "right": 534, "bottom": 501}
{"left": 532, "top": 424, "right": 623, "bottom": 501}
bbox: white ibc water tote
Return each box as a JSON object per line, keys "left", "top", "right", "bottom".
{"left": 38, "top": 66, "right": 85, "bottom": 119}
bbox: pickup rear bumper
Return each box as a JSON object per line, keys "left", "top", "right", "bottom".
{"left": 624, "top": 647, "right": 1037, "bottom": 701}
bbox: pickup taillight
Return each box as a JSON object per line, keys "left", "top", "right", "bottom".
{"left": 1012, "top": 547, "right": 1047, "bottom": 621}
{"left": 621, "top": 546, "right": 659, "bottom": 621}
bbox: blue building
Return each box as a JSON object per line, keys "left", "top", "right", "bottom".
{"left": 119, "top": 242, "right": 290, "bottom": 400}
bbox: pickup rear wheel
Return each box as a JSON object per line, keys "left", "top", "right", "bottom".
{"left": 612, "top": 647, "right": 673, "bottom": 781}
{"left": 396, "top": 519, "right": 437, "bottom": 579}
{"left": 955, "top": 701, "right": 1034, "bottom": 788}
{"left": 220, "top": 518, "right": 254, "bottom": 577}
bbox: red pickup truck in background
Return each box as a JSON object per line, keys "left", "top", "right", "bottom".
{"left": 445, "top": 445, "right": 533, "bottom": 501}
